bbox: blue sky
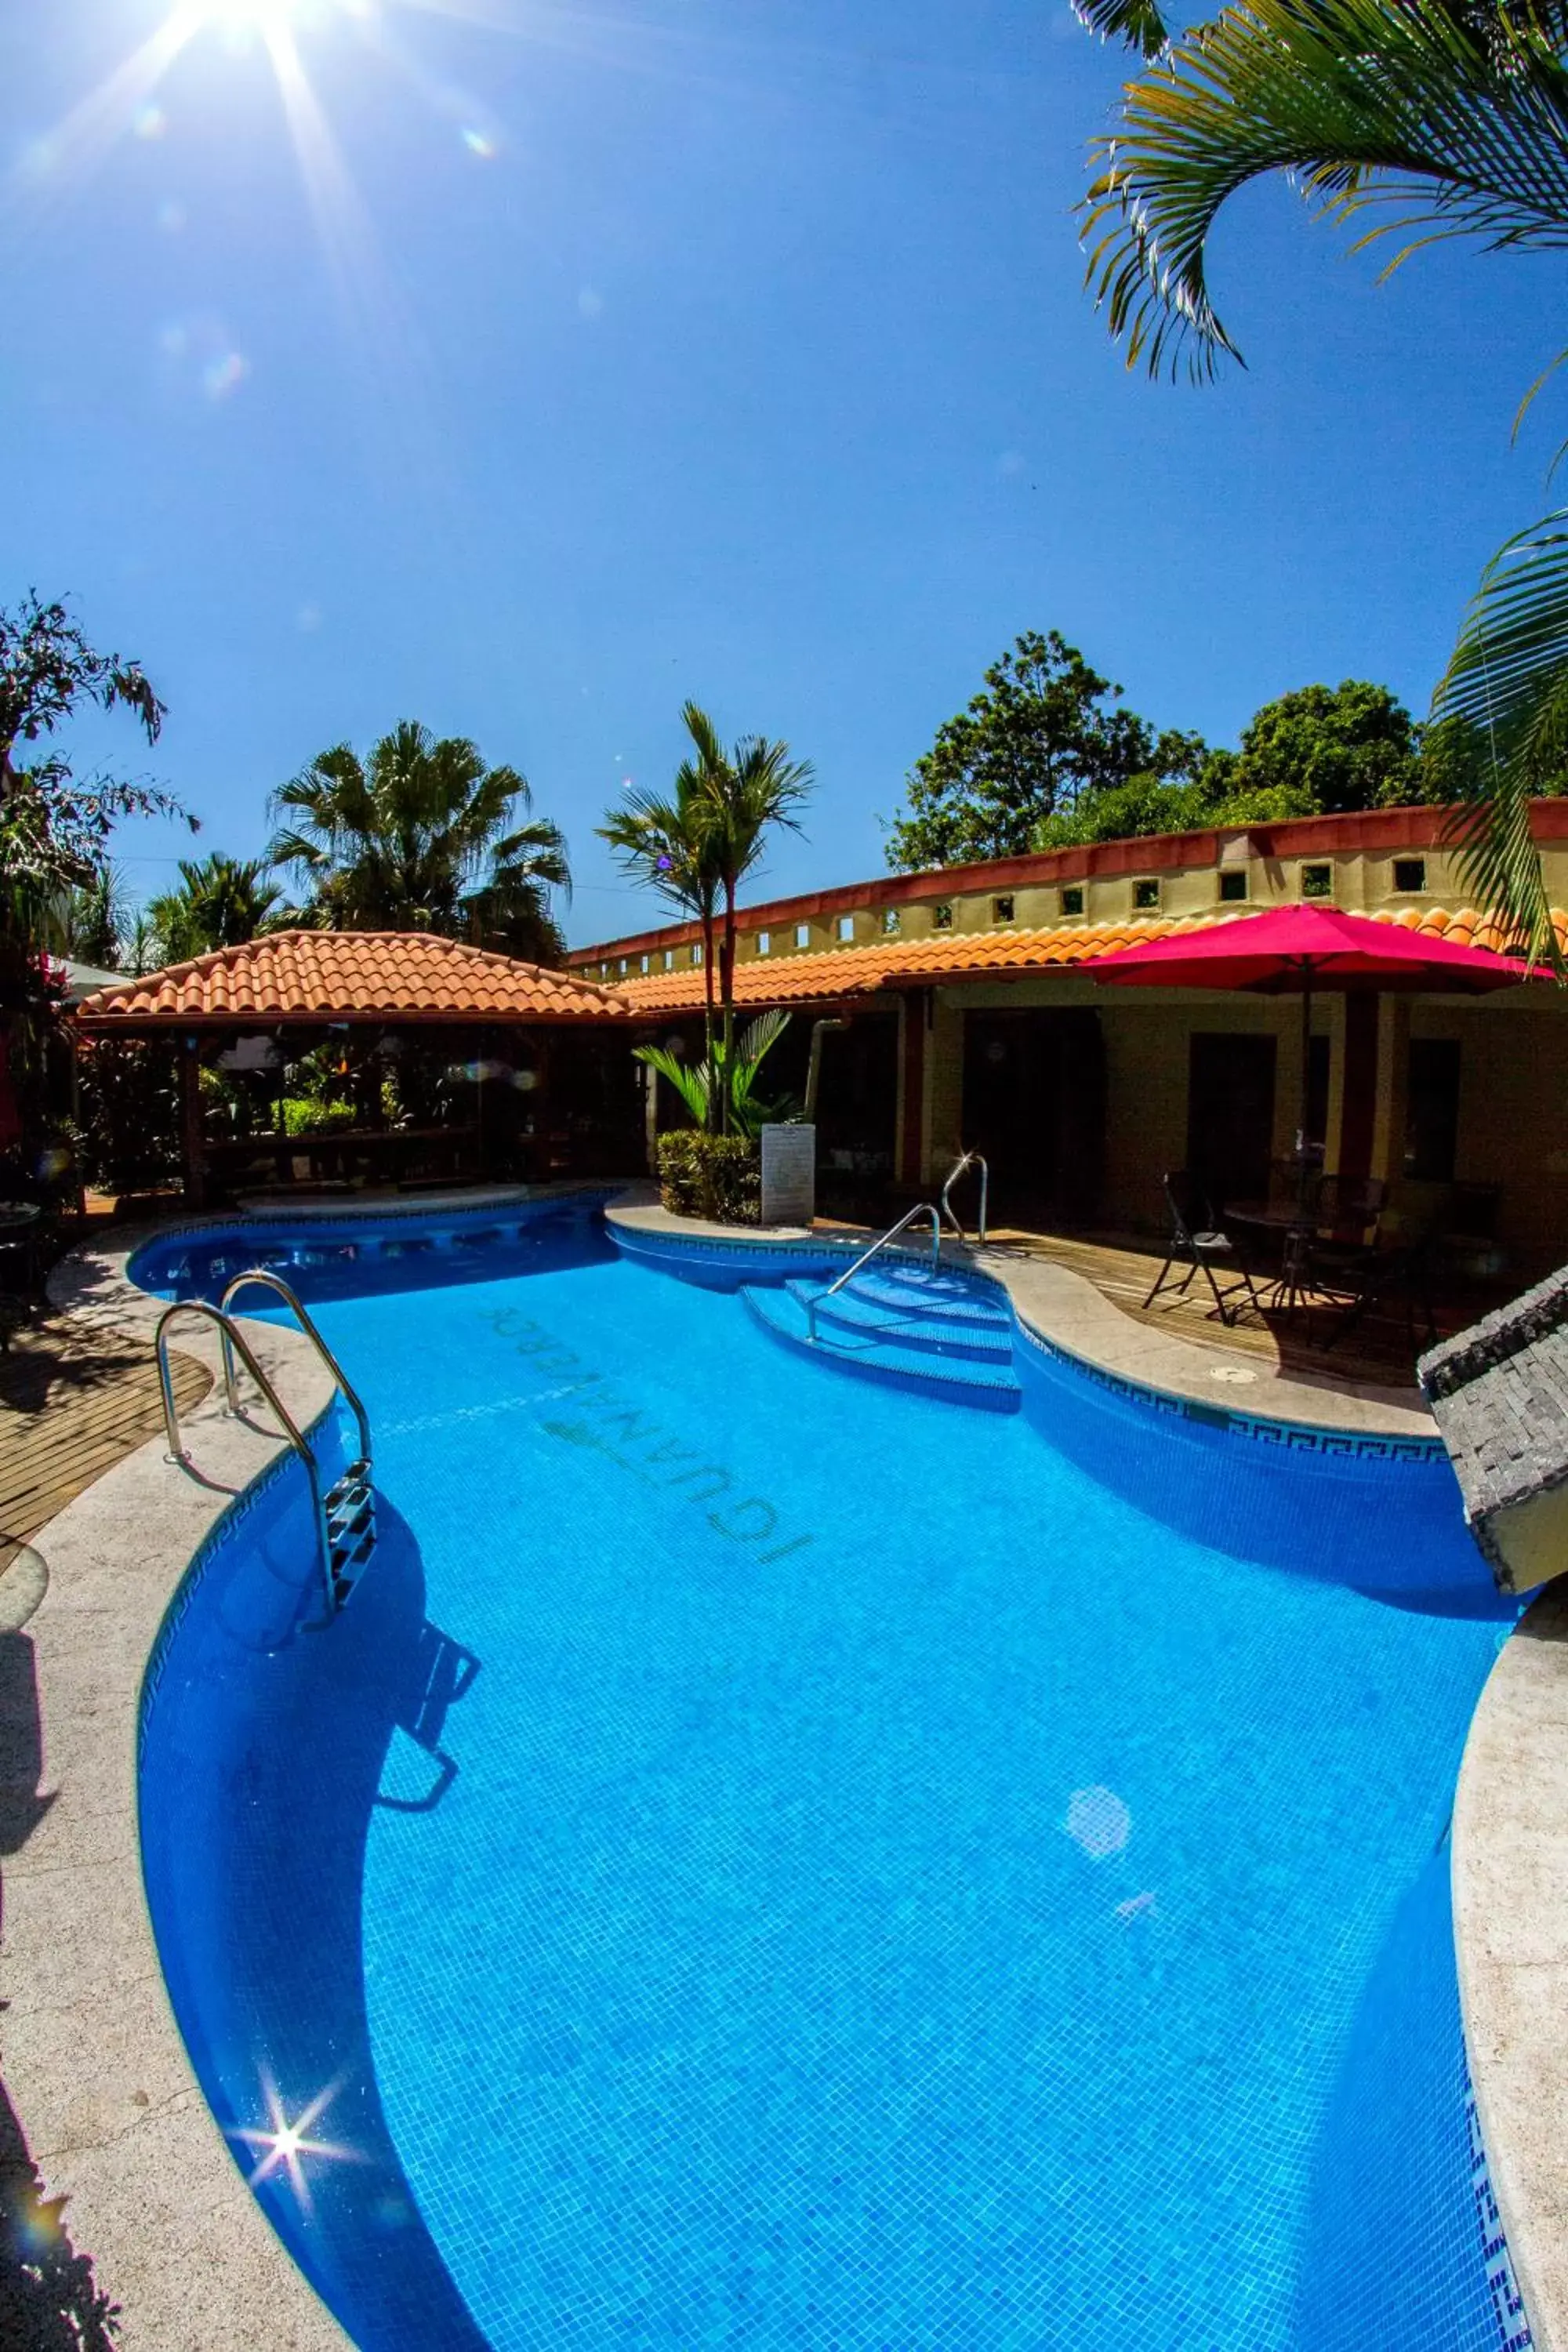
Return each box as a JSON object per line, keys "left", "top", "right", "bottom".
{"left": 4, "top": 0, "right": 1564, "bottom": 946}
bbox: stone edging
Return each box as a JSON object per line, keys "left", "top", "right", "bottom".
{"left": 1454, "top": 1581, "right": 1568, "bottom": 2352}
{"left": 3, "top": 1230, "right": 355, "bottom": 2350}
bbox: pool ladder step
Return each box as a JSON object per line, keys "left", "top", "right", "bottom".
{"left": 155, "top": 1269, "right": 377, "bottom": 1618}
{"left": 325, "top": 1459, "right": 377, "bottom": 1603}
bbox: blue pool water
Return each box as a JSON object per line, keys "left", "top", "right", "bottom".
{"left": 135, "top": 1207, "right": 1530, "bottom": 2349}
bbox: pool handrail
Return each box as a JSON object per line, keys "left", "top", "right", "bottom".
{"left": 154, "top": 1299, "right": 338, "bottom": 1617}
{"left": 218, "top": 1268, "right": 372, "bottom": 1472}
{"left": 807, "top": 1202, "right": 943, "bottom": 1344}
{"left": 940, "top": 1150, "right": 989, "bottom": 1245}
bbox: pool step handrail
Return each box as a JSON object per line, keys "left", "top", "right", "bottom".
{"left": 154, "top": 1300, "right": 345, "bottom": 1617}
{"left": 940, "top": 1150, "right": 990, "bottom": 1245}
{"left": 218, "top": 1268, "right": 372, "bottom": 1474}
{"left": 806, "top": 1202, "right": 943, "bottom": 1344}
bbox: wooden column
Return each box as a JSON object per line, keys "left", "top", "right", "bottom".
{"left": 898, "top": 989, "right": 928, "bottom": 1189}
{"left": 178, "top": 1036, "right": 208, "bottom": 1210}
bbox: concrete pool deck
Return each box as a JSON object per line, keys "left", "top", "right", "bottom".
{"left": 4, "top": 1235, "right": 350, "bottom": 2349}
{"left": 0, "top": 1186, "right": 1546, "bottom": 2348}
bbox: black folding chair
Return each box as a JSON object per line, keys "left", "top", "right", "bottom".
{"left": 1143, "top": 1171, "right": 1260, "bottom": 1327}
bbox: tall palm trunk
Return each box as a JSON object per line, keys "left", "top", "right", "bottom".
{"left": 719, "top": 880, "right": 738, "bottom": 1137}
{"left": 700, "top": 906, "right": 718, "bottom": 1133}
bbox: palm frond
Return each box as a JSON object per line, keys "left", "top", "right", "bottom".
{"left": 1082, "top": 0, "right": 1568, "bottom": 379}
{"left": 633, "top": 1043, "right": 712, "bottom": 1128}
{"left": 1073, "top": 0, "right": 1172, "bottom": 58}
{"left": 1432, "top": 506, "right": 1568, "bottom": 969}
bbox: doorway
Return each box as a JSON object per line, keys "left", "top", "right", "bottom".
{"left": 1186, "top": 1032, "right": 1277, "bottom": 1207}
{"left": 960, "top": 1009, "right": 1106, "bottom": 1225}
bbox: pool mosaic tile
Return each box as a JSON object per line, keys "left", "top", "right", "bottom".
{"left": 138, "top": 1236, "right": 1524, "bottom": 2350}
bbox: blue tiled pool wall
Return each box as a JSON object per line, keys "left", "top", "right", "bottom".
{"left": 607, "top": 1216, "right": 1510, "bottom": 1615}
{"left": 1011, "top": 1325, "right": 1512, "bottom": 1613}
{"left": 127, "top": 1189, "right": 617, "bottom": 1305}
{"left": 1297, "top": 1842, "right": 1532, "bottom": 2352}
{"left": 138, "top": 1450, "right": 489, "bottom": 2351}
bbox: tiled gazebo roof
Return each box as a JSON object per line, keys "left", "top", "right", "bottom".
{"left": 74, "top": 931, "right": 633, "bottom": 1029}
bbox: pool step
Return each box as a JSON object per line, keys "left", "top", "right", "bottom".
{"left": 742, "top": 1282, "right": 1021, "bottom": 1414}
{"left": 324, "top": 1458, "right": 376, "bottom": 1603}
{"left": 782, "top": 1276, "right": 1014, "bottom": 1364}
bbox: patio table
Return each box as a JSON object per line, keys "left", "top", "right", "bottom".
{"left": 1225, "top": 1200, "right": 1324, "bottom": 1326}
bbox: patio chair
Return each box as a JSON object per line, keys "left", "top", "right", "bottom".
{"left": 1315, "top": 1174, "right": 1387, "bottom": 1246}
{"left": 1143, "top": 1172, "right": 1261, "bottom": 1327}
{"left": 1319, "top": 1232, "right": 1439, "bottom": 1356}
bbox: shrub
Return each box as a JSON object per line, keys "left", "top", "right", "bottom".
{"left": 656, "top": 1131, "right": 760, "bottom": 1224}
{"left": 280, "top": 1094, "right": 360, "bottom": 1137}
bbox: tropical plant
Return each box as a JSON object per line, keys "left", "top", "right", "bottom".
{"left": 634, "top": 1007, "right": 795, "bottom": 1139}
{"left": 268, "top": 720, "right": 570, "bottom": 961}
{"left": 44, "top": 867, "right": 132, "bottom": 969}
{"left": 1076, "top": 0, "right": 1568, "bottom": 960}
{"left": 654, "top": 1130, "right": 764, "bottom": 1223}
{"left": 146, "top": 853, "right": 285, "bottom": 964}
{"left": 598, "top": 764, "right": 723, "bottom": 1094}
{"left": 884, "top": 632, "right": 1210, "bottom": 869}
{"left": 683, "top": 704, "right": 813, "bottom": 1131}
{"left": 0, "top": 593, "right": 186, "bottom": 961}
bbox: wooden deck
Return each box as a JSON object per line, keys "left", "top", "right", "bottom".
{"left": 989, "top": 1227, "right": 1501, "bottom": 1392}
{"left": 0, "top": 1315, "right": 209, "bottom": 1569}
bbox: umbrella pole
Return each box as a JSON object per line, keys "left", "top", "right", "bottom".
{"left": 1297, "top": 980, "right": 1313, "bottom": 1214}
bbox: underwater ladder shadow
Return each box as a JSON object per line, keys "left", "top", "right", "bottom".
{"left": 139, "top": 1486, "right": 492, "bottom": 2351}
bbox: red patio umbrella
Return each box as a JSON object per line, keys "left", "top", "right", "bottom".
{"left": 1087, "top": 903, "right": 1535, "bottom": 1173}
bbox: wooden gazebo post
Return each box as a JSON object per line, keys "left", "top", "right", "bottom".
{"left": 178, "top": 1035, "right": 208, "bottom": 1210}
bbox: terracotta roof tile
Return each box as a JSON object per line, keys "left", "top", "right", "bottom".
{"left": 74, "top": 931, "right": 633, "bottom": 1028}
{"left": 609, "top": 906, "right": 1568, "bottom": 1016}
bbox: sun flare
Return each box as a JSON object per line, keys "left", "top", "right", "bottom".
{"left": 196, "top": 0, "right": 305, "bottom": 25}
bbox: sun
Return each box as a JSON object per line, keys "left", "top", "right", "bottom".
{"left": 196, "top": 0, "right": 306, "bottom": 24}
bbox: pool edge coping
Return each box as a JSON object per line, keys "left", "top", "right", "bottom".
{"left": 9, "top": 1240, "right": 353, "bottom": 2350}
{"left": 1454, "top": 1581, "right": 1568, "bottom": 2352}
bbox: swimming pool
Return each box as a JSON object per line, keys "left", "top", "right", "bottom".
{"left": 132, "top": 1202, "right": 1531, "bottom": 2349}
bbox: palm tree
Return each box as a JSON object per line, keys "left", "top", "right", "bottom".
{"left": 45, "top": 867, "right": 131, "bottom": 969}
{"left": 598, "top": 764, "right": 724, "bottom": 1106}
{"left": 268, "top": 720, "right": 571, "bottom": 961}
{"left": 684, "top": 703, "right": 813, "bottom": 1132}
{"left": 147, "top": 854, "right": 285, "bottom": 964}
{"left": 1078, "top": 0, "right": 1568, "bottom": 961}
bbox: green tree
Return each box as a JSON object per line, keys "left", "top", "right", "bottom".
{"left": 0, "top": 593, "right": 183, "bottom": 962}
{"left": 1224, "top": 681, "right": 1421, "bottom": 818}
{"left": 268, "top": 719, "right": 570, "bottom": 962}
{"left": 45, "top": 868, "right": 132, "bottom": 970}
{"left": 686, "top": 703, "right": 814, "bottom": 1134}
{"left": 884, "top": 631, "right": 1207, "bottom": 869}
{"left": 146, "top": 853, "right": 286, "bottom": 964}
{"left": 598, "top": 763, "right": 724, "bottom": 1109}
{"left": 1076, "top": 0, "right": 1568, "bottom": 958}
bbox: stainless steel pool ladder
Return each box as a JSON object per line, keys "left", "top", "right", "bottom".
{"left": 940, "top": 1150, "right": 989, "bottom": 1244}
{"left": 804, "top": 1202, "right": 942, "bottom": 1344}
{"left": 154, "top": 1272, "right": 376, "bottom": 1615}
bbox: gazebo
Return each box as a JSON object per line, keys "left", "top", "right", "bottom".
{"left": 73, "top": 931, "right": 637, "bottom": 1207}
